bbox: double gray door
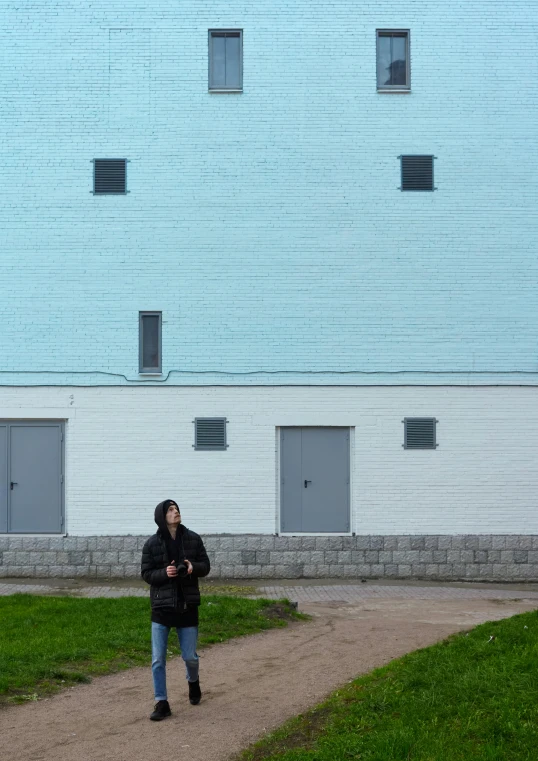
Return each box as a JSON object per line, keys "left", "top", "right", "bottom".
{"left": 280, "top": 427, "right": 350, "bottom": 533}
{"left": 0, "top": 422, "right": 64, "bottom": 533}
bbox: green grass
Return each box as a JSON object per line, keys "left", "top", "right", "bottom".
{"left": 238, "top": 609, "right": 538, "bottom": 761}
{"left": 0, "top": 594, "right": 306, "bottom": 704}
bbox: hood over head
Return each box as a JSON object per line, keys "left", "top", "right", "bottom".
{"left": 154, "top": 499, "right": 180, "bottom": 535}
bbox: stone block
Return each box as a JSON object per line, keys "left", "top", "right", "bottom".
{"left": 460, "top": 550, "right": 474, "bottom": 564}
{"left": 8, "top": 538, "right": 24, "bottom": 549}
{"left": 432, "top": 550, "right": 447, "bottom": 563}
{"left": 397, "top": 564, "right": 412, "bottom": 577}
{"left": 17, "top": 565, "right": 36, "bottom": 578}
{"left": 214, "top": 551, "right": 229, "bottom": 564}
{"left": 378, "top": 551, "right": 393, "bottom": 564}
{"left": 341, "top": 536, "right": 355, "bottom": 549}
{"left": 67, "top": 551, "right": 88, "bottom": 566}
{"left": 410, "top": 537, "right": 425, "bottom": 551}
{"left": 22, "top": 537, "right": 50, "bottom": 551}
{"left": 353, "top": 564, "right": 372, "bottom": 576}
{"left": 95, "top": 565, "right": 112, "bottom": 578}
{"left": 368, "top": 537, "right": 383, "bottom": 551}
{"left": 514, "top": 550, "right": 528, "bottom": 564}
{"left": 62, "top": 537, "right": 80, "bottom": 551}
{"left": 532, "top": 537, "right": 538, "bottom": 550}
{"left": 107, "top": 537, "right": 123, "bottom": 550}
{"left": 451, "top": 563, "right": 466, "bottom": 578}
{"left": 270, "top": 552, "right": 297, "bottom": 565}
{"left": 259, "top": 565, "right": 276, "bottom": 579}
{"left": 383, "top": 536, "right": 398, "bottom": 550}
{"left": 478, "top": 535, "right": 493, "bottom": 549}
{"left": 419, "top": 551, "right": 433, "bottom": 564}
{"left": 488, "top": 550, "right": 501, "bottom": 562}
{"left": 122, "top": 537, "right": 139, "bottom": 550}
{"left": 47, "top": 565, "right": 64, "bottom": 578}
{"left": 364, "top": 550, "right": 379, "bottom": 563}
{"left": 324, "top": 551, "right": 339, "bottom": 564}
{"left": 436, "top": 564, "right": 453, "bottom": 578}
{"left": 1, "top": 551, "right": 17, "bottom": 564}
{"left": 527, "top": 551, "right": 538, "bottom": 564}
{"left": 437, "top": 536, "right": 452, "bottom": 550}
{"left": 138, "top": 536, "right": 150, "bottom": 550}
{"left": 337, "top": 551, "right": 352, "bottom": 564}
{"left": 446, "top": 550, "right": 461, "bottom": 563}
{"left": 491, "top": 536, "right": 507, "bottom": 550}
{"left": 274, "top": 564, "right": 303, "bottom": 578}
{"left": 219, "top": 537, "right": 235, "bottom": 550}
{"left": 341, "top": 564, "right": 360, "bottom": 578}
{"left": 327, "top": 564, "right": 345, "bottom": 578}
{"left": 233, "top": 536, "right": 249, "bottom": 550}
{"left": 354, "top": 536, "right": 370, "bottom": 550}
{"left": 241, "top": 550, "right": 256, "bottom": 565}
{"left": 118, "top": 551, "right": 136, "bottom": 564}
{"left": 315, "top": 537, "right": 331, "bottom": 550}
{"left": 108, "top": 565, "right": 124, "bottom": 578}
{"left": 203, "top": 537, "right": 219, "bottom": 551}
{"left": 411, "top": 564, "right": 427, "bottom": 577}
{"left": 91, "top": 551, "right": 119, "bottom": 564}
{"left": 226, "top": 551, "right": 242, "bottom": 564}
{"left": 464, "top": 535, "right": 479, "bottom": 550}
{"left": 219, "top": 564, "right": 235, "bottom": 578}
{"left": 450, "top": 536, "right": 465, "bottom": 549}
{"left": 500, "top": 551, "right": 515, "bottom": 563}
{"left": 233, "top": 566, "right": 252, "bottom": 579}
{"left": 369, "top": 564, "right": 384, "bottom": 577}
{"left": 351, "top": 550, "right": 366, "bottom": 563}
{"left": 392, "top": 551, "right": 420, "bottom": 564}
{"left": 245, "top": 536, "right": 262, "bottom": 550}
{"left": 384, "top": 564, "right": 398, "bottom": 576}
{"left": 300, "top": 537, "right": 317, "bottom": 550}
{"left": 0, "top": 537, "right": 9, "bottom": 551}
{"left": 478, "top": 564, "right": 494, "bottom": 578}
{"left": 246, "top": 565, "right": 263, "bottom": 578}
{"left": 423, "top": 564, "right": 440, "bottom": 577}
{"left": 255, "top": 551, "right": 271, "bottom": 565}
{"left": 424, "top": 536, "right": 439, "bottom": 550}
{"left": 259, "top": 536, "right": 275, "bottom": 550}
{"left": 273, "top": 537, "right": 290, "bottom": 550}
{"left": 474, "top": 550, "right": 488, "bottom": 563}
{"left": 87, "top": 537, "right": 99, "bottom": 551}
{"left": 302, "top": 564, "right": 321, "bottom": 577}
{"left": 286, "top": 537, "right": 304, "bottom": 551}
{"left": 124, "top": 565, "right": 140, "bottom": 578}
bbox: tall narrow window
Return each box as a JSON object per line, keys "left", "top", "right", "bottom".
{"left": 209, "top": 30, "right": 243, "bottom": 91}
{"left": 139, "top": 312, "right": 162, "bottom": 373}
{"left": 93, "top": 159, "right": 127, "bottom": 194}
{"left": 376, "top": 30, "right": 410, "bottom": 91}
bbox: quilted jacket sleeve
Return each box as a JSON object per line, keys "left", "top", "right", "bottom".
{"left": 191, "top": 535, "right": 210, "bottom": 579}
{"left": 140, "top": 537, "right": 169, "bottom": 587}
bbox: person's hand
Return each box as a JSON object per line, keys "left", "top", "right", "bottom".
{"left": 166, "top": 560, "right": 178, "bottom": 577}
{"left": 184, "top": 559, "right": 193, "bottom": 575}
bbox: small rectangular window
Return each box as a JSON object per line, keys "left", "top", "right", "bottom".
{"left": 194, "top": 418, "right": 228, "bottom": 450}
{"left": 139, "top": 312, "right": 162, "bottom": 373}
{"left": 400, "top": 155, "right": 435, "bottom": 191}
{"left": 377, "top": 30, "right": 410, "bottom": 91}
{"left": 209, "top": 30, "right": 243, "bottom": 91}
{"left": 403, "top": 418, "right": 438, "bottom": 449}
{"left": 93, "top": 159, "right": 127, "bottom": 194}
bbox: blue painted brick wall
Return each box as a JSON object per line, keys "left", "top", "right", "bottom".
{"left": 1, "top": 1, "right": 537, "bottom": 385}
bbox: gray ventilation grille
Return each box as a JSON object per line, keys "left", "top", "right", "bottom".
{"left": 403, "top": 418, "right": 438, "bottom": 449}
{"left": 194, "top": 418, "right": 228, "bottom": 450}
{"left": 400, "top": 155, "right": 435, "bottom": 191}
{"left": 93, "top": 159, "right": 127, "bottom": 194}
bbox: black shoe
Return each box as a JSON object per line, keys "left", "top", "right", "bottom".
{"left": 188, "top": 680, "right": 202, "bottom": 705}
{"left": 150, "top": 700, "right": 171, "bottom": 721}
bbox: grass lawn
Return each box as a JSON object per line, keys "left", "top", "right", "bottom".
{"left": 238, "top": 609, "right": 538, "bottom": 761}
{"left": 0, "top": 593, "right": 305, "bottom": 704}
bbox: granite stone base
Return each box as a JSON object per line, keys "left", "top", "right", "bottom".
{"left": 1, "top": 534, "right": 538, "bottom": 582}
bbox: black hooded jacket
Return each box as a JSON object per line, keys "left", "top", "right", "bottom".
{"left": 141, "top": 501, "right": 210, "bottom": 611}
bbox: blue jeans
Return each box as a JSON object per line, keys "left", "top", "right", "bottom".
{"left": 151, "top": 622, "right": 199, "bottom": 701}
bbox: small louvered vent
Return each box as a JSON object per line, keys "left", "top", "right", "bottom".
{"left": 194, "top": 418, "right": 228, "bottom": 450}
{"left": 93, "top": 159, "right": 127, "bottom": 194}
{"left": 400, "top": 155, "right": 435, "bottom": 191}
{"left": 403, "top": 418, "right": 438, "bottom": 449}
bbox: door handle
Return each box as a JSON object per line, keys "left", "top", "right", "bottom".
{"left": 304, "top": 480, "right": 312, "bottom": 488}
{"left": 10, "top": 482, "right": 18, "bottom": 490}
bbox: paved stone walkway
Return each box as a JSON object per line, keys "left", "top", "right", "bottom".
{"left": 3, "top": 580, "right": 538, "bottom": 601}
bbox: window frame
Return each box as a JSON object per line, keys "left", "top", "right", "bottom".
{"left": 92, "top": 158, "right": 129, "bottom": 195}
{"left": 376, "top": 29, "right": 410, "bottom": 92}
{"left": 139, "top": 311, "right": 162, "bottom": 374}
{"left": 208, "top": 29, "right": 243, "bottom": 92}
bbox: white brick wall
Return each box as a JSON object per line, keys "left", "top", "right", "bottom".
{"left": 1, "top": 385, "right": 537, "bottom": 536}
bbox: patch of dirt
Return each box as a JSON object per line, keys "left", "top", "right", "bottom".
{"left": 261, "top": 603, "right": 300, "bottom": 621}
{"left": 0, "top": 596, "right": 536, "bottom": 761}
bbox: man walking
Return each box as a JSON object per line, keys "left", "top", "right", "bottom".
{"left": 141, "top": 499, "right": 210, "bottom": 721}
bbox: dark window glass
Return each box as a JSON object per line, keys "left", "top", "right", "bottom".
{"left": 209, "top": 31, "right": 242, "bottom": 90}
{"left": 377, "top": 31, "right": 409, "bottom": 90}
{"left": 140, "top": 313, "right": 161, "bottom": 372}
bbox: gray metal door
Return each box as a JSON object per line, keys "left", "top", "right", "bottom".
{"left": 281, "top": 427, "right": 350, "bottom": 533}
{"left": 7, "top": 423, "right": 64, "bottom": 533}
{"left": 0, "top": 426, "right": 7, "bottom": 533}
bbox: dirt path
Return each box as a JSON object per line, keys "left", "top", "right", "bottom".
{"left": 1, "top": 595, "right": 536, "bottom": 761}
